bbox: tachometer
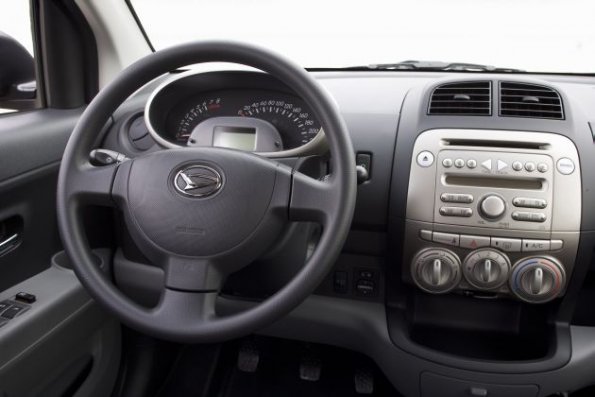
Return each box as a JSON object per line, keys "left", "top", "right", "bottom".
{"left": 237, "top": 99, "right": 320, "bottom": 148}
{"left": 175, "top": 97, "right": 223, "bottom": 143}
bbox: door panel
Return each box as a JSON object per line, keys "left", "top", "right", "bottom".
{"left": 0, "top": 108, "right": 81, "bottom": 290}
{"left": 0, "top": 109, "right": 121, "bottom": 396}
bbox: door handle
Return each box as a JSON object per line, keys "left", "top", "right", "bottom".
{"left": 0, "top": 215, "right": 23, "bottom": 257}
{"left": 0, "top": 233, "right": 19, "bottom": 250}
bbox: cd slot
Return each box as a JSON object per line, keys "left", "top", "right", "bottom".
{"left": 444, "top": 175, "right": 544, "bottom": 190}
{"left": 443, "top": 138, "right": 550, "bottom": 150}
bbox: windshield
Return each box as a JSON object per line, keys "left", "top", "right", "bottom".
{"left": 131, "top": 0, "right": 595, "bottom": 74}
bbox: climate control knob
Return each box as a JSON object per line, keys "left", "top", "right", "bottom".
{"left": 463, "top": 249, "right": 511, "bottom": 290}
{"left": 509, "top": 256, "right": 565, "bottom": 303}
{"left": 411, "top": 248, "right": 461, "bottom": 294}
{"left": 479, "top": 194, "right": 506, "bottom": 220}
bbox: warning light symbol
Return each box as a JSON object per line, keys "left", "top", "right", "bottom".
{"left": 470, "top": 240, "right": 477, "bottom": 248}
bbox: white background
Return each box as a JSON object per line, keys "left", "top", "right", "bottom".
{"left": 131, "top": 0, "right": 595, "bottom": 73}
{"left": 1, "top": 0, "right": 595, "bottom": 73}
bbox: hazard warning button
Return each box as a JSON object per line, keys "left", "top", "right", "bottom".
{"left": 460, "top": 235, "right": 490, "bottom": 249}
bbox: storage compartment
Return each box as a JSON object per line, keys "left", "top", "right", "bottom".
{"left": 405, "top": 293, "right": 553, "bottom": 361}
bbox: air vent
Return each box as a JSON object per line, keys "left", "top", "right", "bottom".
{"left": 499, "top": 82, "right": 564, "bottom": 120}
{"left": 428, "top": 81, "right": 491, "bottom": 115}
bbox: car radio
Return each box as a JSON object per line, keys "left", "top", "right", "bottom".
{"left": 403, "top": 129, "right": 581, "bottom": 303}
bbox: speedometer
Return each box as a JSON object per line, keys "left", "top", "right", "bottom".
{"left": 237, "top": 99, "right": 320, "bottom": 148}
{"left": 175, "top": 97, "right": 223, "bottom": 143}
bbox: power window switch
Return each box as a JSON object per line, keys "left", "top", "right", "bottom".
{"left": 0, "top": 301, "right": 11, "bottom": 315}
{"left": 1, "top": 304, "right": 28, "bottom": 319}
{"left": 15, "top": 292, "right": 36, "bottom": 304}
{"left": 333, "top": 271, "right": 348, "bottom": 294}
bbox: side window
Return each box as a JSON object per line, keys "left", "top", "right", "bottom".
{"left": 0, "top": 1, "right": 37, "bottom": 114}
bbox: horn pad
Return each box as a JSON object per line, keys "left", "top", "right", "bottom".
{"left": 124, "top": 148, "right": 278, "bottom": 257}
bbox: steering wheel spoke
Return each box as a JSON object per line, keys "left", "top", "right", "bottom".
{"left": 66, "top": 161, "right": 120, "bottom": 206}
{"left": 153, "top": 288, "right": 217, "bottom": 326}
{"left": 163, "top": 256, "right": 224, "bottom": 292}
{"left": 289, "top": 171, "right": 336, "bottom": 225}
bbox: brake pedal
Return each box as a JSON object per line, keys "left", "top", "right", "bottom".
{"left": 354, "top": 366, "right": 374, "bottom": 394}
{"left": 299, "top": 349, "right": 321, "bottom": 381}
{"left": 237, "top": 339, "right": 260, "bottom": 373}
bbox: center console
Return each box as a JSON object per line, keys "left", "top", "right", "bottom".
{"left": 404, "top": 129, "right": 581, "bottom": 304}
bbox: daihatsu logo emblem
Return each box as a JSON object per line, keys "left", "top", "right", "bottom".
{"left": 174, "top": 165, "right": 223, "bottom": 197}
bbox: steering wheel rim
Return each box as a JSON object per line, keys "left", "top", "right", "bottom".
{"left": 57, "top": 41, "right": 356, "bottom": 343}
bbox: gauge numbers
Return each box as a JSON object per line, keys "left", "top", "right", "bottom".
{"left": 238, "top": 100, "right": 319, "bottom": 148}
{"left": 176, "top": 97, "right": 222, "bottom": 142}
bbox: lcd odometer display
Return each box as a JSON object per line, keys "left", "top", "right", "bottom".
{"left": 212, "top": 126, "right": 256, "bottom": 151}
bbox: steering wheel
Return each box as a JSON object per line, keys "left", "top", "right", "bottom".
{"left": 57, "top": 41, "right": 356, "bottom": 343}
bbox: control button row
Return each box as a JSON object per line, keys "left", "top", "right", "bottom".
{"left": 442, "top": 158, "right": 477, "bottom": 169}
{"left": 511, "top": 161, "right": 548, "bottom": 173}
{"left": 511, "top": 211, "right": 547, "bottom": 223}
{"left": 440, "top": 193, "right": 474, "bottom": 204}
{"left": 512, "top": 197, "right": 547, "bottom": 209}
{"left": 439, "top": 207, "right": 473, "bottom": 217}
{"left": 419, "top": 230, "right": 563, "bottom": 252}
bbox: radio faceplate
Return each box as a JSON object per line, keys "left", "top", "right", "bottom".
{"left": 404, "top": 129, "right": 581, "bottom": 303}
{"left": 434, "top": 149, "right": 553, "bottom": 231}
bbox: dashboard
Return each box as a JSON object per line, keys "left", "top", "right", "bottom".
{"left": 102, "top": 69, "right": 595, "bottom": 397}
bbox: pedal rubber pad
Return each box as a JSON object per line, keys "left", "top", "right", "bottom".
{"left": 354, "top": 367, "right": 374, "bottom": 394}
{"left": 237, "top": 339, "right": 260, "bottom": 373}
{"left": 299, "top": 354, "right": 321, "bottom": 381}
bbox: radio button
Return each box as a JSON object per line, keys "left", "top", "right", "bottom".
{"left": 480, "top": 195, "right": 506, "bottom": 220}
{"left": 454, "top": 158, "right": 465, "bottom": 168}
{"left": 442, "top": 158, "right": 453, "bottom": 168}
{"left": 460, "top": 235, "right": 490, "bottom": 249}
{"left": 512, "top": 211, "right": 547, "bottom": 223}
{"left": 440, "top": 193, "right": 474, "bottom": 204}
{"left": 419, "top": 230, "right": 433, "bottom": 242}
{"left": 497, "top": 160, "right": 508, "bottom": 171}
{"left": 556, "top": 158, "right": 575, "bottom": 175}
{"left": 491, "top": 237, "right": 522, "bottom": 252}
{"left": 416, "top": 151, "right": 434, "bottom": 167}
{"left": 550, "top": 240, "right": 564, "bottom": 250}
{"left": 481, "top": 159, "right": 492, "bottom": 171}
{"left": 512, "top": 161, "right": 523, "bottom": 171}
{"left": 522, "top": 239, "right": 550, "bottom": 252}
{"left": 433, "top": 232, "right": 460, "bottom": 247}
{"left": 439, "top": 207, "right": 473, "bottom": 217}
{"left": 537, "top": 163, "right": 548, "bottom": 173}
{"left": 512, "top": 197, "right": 547, "bottom": 209}
{"left": 525, "top": 162, "right": 536, "bottom": 172}
{"left": 467, "top": 159, "right": 477, "bottom": 169}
